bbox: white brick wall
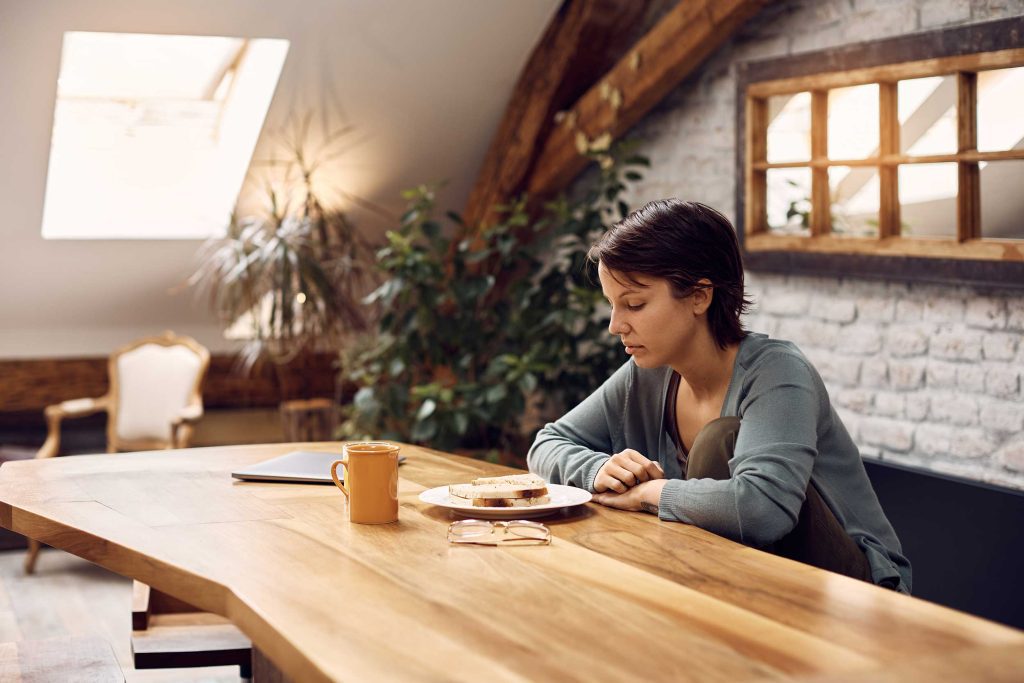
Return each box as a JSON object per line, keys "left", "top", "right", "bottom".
{"left": 619, "top": 0, "right": 1024, "bottom": 490}
{"left": 740, "top": 274, "right": 1024, "bottom": 489}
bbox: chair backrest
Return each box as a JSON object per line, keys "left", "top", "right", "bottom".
{"left": 864, "top": 459, "right": 1024, "bottom": 630}
{"left": 107, "top": 332, "right": 210, "bottom": 450}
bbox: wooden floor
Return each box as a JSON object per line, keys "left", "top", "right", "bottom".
{"left": 0, "top": 408, "right": 278, "bottom": 681}
{"left": 0, "top": 548, "right": 241, "bottom": 682}
{"left": 0, "top": 409, "right": 295, "bottom": 681}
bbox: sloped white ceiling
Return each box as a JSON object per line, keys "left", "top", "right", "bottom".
{"left": 0, "top": 0, "right": 559, "bottom": 357}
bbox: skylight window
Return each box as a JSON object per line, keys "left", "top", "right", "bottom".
{"left": 41, "top": 32, "right": 289, "bottom": 240}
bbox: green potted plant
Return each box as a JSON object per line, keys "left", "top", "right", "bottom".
{"left": 339, "top": 144, "right": 649, "bottom": 463}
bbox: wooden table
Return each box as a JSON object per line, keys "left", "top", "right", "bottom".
{"left": 0, "top": 443, "right": 1021, "bottom": 682}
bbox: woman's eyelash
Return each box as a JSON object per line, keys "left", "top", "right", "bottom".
{"left": 604, "top": 300, "right": 644, "bottom": 311}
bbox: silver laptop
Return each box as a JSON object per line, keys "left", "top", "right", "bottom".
{"left": 231, "top": 450, "right": 406, "bottom": 484}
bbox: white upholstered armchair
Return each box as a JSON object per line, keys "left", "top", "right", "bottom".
{"left": 26, "top": 331, "right": 210, "bottom": 573}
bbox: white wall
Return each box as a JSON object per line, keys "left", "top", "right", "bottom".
{"left": 616, "top": 0, "right": 1024, "bottom": 489}
{"left": 0, "top": 0, "right": 558, "bottom": 357}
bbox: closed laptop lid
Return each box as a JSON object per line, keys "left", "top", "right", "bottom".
{"left": 231, "top": 450, "right": 405, "bottom": 484}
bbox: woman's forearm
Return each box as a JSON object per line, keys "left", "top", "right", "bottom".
{"left": 527, "top": 425, "right": 610, "bottom": 490}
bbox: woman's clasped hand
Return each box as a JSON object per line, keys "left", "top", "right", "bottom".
{"left": 592, "top": 449, "right": 667, "bottom": 512}
{"left": 594, "top": 449, "right": 664, "bottom": 492}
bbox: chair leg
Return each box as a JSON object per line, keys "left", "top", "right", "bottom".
{"left": 24, "top": 539, "right": 41, "bottom": 575}
{"left": 173, "top": 422, "right": 195, "bottom": 449}
{"left": 37, "top": 408, "right": 63, "bottom": 460}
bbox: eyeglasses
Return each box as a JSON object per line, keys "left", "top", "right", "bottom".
{"left": 446, "top": 519, "right": 551, "bottom": 546}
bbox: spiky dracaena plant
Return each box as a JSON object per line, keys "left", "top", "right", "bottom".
{"left": 187, "top": 114, "right": 381, "bottom": 370}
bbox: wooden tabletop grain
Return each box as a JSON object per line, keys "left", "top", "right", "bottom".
{"left": 0, "top": 442, "right": 1021, "bottom": 682}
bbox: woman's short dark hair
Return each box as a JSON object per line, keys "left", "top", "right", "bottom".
{"left": 588, "top": 199, "right": 751, "bottom": 349}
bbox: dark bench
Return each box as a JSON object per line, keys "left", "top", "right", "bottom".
{"left": 864, "top": 459, "right": 1024, "bottom": 629}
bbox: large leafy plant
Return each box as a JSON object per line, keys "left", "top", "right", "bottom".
{"left": 340, "top": 147, "right": 648, "bottom": 459}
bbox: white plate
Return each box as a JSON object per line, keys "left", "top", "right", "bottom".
{"left": 418, "top": 483, "right": 592, "bottom": 519}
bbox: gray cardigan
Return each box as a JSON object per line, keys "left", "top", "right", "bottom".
{"left": 528, "top": 333, "right": 912, "bottom": 593}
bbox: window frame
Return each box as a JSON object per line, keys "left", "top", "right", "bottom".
{"left": 735, "top": 16, "right": 1024, "bottom": 288}
{"left": 40, "top": 32, "right": 289, "bottom": 241}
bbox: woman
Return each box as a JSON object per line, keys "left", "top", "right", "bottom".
{"left": 528, "top": 199, "right": 911, "bottom": 593}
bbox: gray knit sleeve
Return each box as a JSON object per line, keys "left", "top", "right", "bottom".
{"left": 658, "top": 353, "right": 824, "bottom": 547}
{"left": 527, "top": 360, "right": 633, "bottom": 491}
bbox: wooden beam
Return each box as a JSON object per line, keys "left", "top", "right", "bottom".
{"left": 525, "top": 0, "right": 768, "bottom": 199}
{"left": 461, "top": 0, "right": 653, "bottom": 229}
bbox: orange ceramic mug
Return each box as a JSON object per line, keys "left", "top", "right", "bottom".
{"left": 331, "top": 442, "right": 400, "bottom": 524}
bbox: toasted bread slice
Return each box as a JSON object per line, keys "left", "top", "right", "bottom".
{"left": 472, "top": 495, "right": 551, "bottom": 508}
{"left": 448, "top": 482, "right": 549, "bottom": 500}
{"left": 470, "top": 473, "right": 547, "bottom": 487}
{"left": 449, "top": 493, "right": 552, "bottom": 507}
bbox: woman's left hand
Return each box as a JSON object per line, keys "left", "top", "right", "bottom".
{"left": 592, "top": 479, "right": 667, "bottom": 514}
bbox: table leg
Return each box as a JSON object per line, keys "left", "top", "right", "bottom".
{"left": 252, "top": 646, "right": 293, "bottom": 683}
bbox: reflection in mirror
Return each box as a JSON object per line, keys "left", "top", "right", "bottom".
{"left": 829, "top": 166, "right": 879, "bottom": 237}
{"left": 898, "top": 163, "right": 957, "bottom": 238}
{"left": 828, "top": 84, "right": 879, "bottom": 160}
{"left": 766, "top": 168, "right": 811, "bottom": 235}
{"left": 898, "top": 76, "right": 957, "bottom": 156}
{"left": 767, "top": 92, "right": 811, "bottom": 163}
{"left": 978, "top": 66, "right": 1024, "bottom": 153}
{"left": 980, "top": 160, "right": 1024, "bottom": 240}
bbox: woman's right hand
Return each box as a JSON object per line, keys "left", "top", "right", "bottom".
{"left": 594, "top": 449, "right": 665, "bottom": 493}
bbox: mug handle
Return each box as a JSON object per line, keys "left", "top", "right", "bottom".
{"left": 330, "top": 459, "right": 350, "bottom": 498}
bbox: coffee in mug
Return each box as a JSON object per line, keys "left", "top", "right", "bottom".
{"left": 331, "top": 442, "right": 400, "bottom": 524}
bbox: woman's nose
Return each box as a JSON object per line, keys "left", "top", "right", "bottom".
{"left": 608, "top": 309, "right": 626, "bottom": 335}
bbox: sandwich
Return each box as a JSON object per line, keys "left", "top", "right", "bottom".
{"left": 448, "top": 473, "right": 550, "bottom": 507}
{"left": 470, "top": 473, "right": 547, "bottom": 487}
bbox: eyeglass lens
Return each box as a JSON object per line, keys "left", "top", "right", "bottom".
{"left": 448, "top": 520, "right": 550, "bottom": 544}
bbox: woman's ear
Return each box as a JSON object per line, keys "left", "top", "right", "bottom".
{"left": 692, "top": 278, "right": 714, "bottom": 316}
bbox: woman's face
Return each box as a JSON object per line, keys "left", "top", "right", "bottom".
{"left": 598, "top": 262, "right": 709, "bottom": 370}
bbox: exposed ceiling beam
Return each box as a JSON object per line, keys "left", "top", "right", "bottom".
{"left": 525, "top": 0, "right": 769, "bottom": 199}
{"left": 461, "top": 0, "right": 657, "bottom": 229}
